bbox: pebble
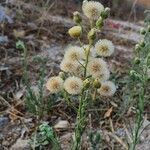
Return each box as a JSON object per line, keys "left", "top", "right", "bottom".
{"left": 11, "top": 138, "right": 30, "bottom": 150}
{"left": 0, "top": 117, "right": 9, "bottom": 128}
{"left": 54, "top": 120, "right": 69, "bottom": 129}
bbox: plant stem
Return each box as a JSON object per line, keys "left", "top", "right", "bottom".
{"left": 73, "top": 90, "right": 88, "bottom": 150}
{"left": 129, "top": 88, "right": 144, "bottom": 150}
{"left": 92, "top": 89, "right": 97, "bottom": 101}
{"left": 63, "top": 91, "right": 77, "bottom": 112}
{"left": 72, "top": 19, "right": 96, "bottom": 148}
{"left": 129, "top": 28, "right": 149, "bottom": 150}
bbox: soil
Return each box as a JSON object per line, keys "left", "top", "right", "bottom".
{"left": 0, "top": 0, "right": 150, "bottom": 150}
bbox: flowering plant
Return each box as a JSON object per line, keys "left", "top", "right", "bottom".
{"left": 46, "top": 0, "right": 116, "bottom": 149}
{"left": 129, "top": 12, "right": 150, "bottom": 150}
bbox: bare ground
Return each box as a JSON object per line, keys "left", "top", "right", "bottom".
{"left": 0, "top": 0, "right": 150, "bottom": 150}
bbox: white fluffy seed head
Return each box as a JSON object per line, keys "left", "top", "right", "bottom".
{"left": 64, "top": 46, "right": 84, "bottom": 62}
{"left": 64, "top": 77, "right": 83, "bottom": 95}
{"left": 82, "top": 0, "right": 104, "bottom": 20}
{"left": 46, "top": 76, "right": 63, "bottom": 94}
{"left": 95, "top": 39, "right": 114, "bottom": 57}
{"left": 87, "top": 58, "right": 110, "bottom": 81}
{"left": 60, "top": 59, "right": 80, "bottom": 74}
{"left": 98, "top": 81, "right": 116, "bottom": 96}
{"left": 98, "top": 67, "right": 110, "bottom": 81}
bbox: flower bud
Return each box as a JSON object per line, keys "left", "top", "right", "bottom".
{"left": 96, "top": 17, "right": 104, "bottom": 29}
{"left": 139, "top": 41, "right": 145, "bottom": 48}
{"left": 134, "top": 57, "right": 140, "bottom": 64}
{"left": 135, "top": 44, "right": 141, "bottom": 51}
{"left": 88, "top": 28, "right": 96, "bottom": 43}
{"left": 59, "top": 72, "right": 65, "bottom": 80}
{"left": 83, "top": 78, "right": 90, "bottom": 89}
{"left": 93, "top": 79, "right": 101, "bottom": 89}
{"left": 101, "top": 7, "right": 110, "bottom": 19}
{"left": 130, "top": 70, "right": 136, "bottom": 76}
{"left": 140, "top": 28, "right": 146, "bottom": 35}
{"left": 129, "top": 70, "right": 140, "bottom": 80}
{"left": 105, "top": 7, "right": 110, "bottom": 14}
{"left": 68, "top": 26, "right": 82, "bottom": 38}
{"left": 73, "top": 11, "right": 82, "bottom": 24}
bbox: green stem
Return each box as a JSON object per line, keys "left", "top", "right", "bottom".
{"left": 63, "top": 91, "right": 77, "bottom": 112}
{"left": 130, "top": 88, "right": 144, "bottom": 150}
{"left": 72, "top": 16, "right": 98, "bottom": 150}
{"left": 73, "top": 90, "right": 88, "bottom": 150}
{"left": 78, "top": 38, "right": 84, "bottom": 47}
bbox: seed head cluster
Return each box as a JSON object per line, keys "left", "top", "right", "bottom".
{"left": 46, "top": 1, "right": 116, "bottom": 97}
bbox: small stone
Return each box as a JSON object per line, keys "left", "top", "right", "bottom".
{"left": 0, "top": 36, "right": 8, "bottom": 44}
{"left": 54, "top": 120, "right": 69, "bottom": 129}
{"left": 11, "top": 138, "right": 30, "bottom": 150}
{"left": 14, "top": 90, "right": 24, "bottom": 100}
{"left": 140, "top": 135, "right": 145, "bottom": 141}
{"left": 115, "top": 128, "right": 126, "bottom": 137}
{"left": 0, "top": 117, "right": 9, "bottom": 128}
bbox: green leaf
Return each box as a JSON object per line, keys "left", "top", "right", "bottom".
{"left": 16, "top": 40, "right": 26, "bottom": 50}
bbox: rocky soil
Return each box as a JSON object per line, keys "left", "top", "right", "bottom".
{"left": 0, "top": 1, "right": 150, "bottom": 150}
